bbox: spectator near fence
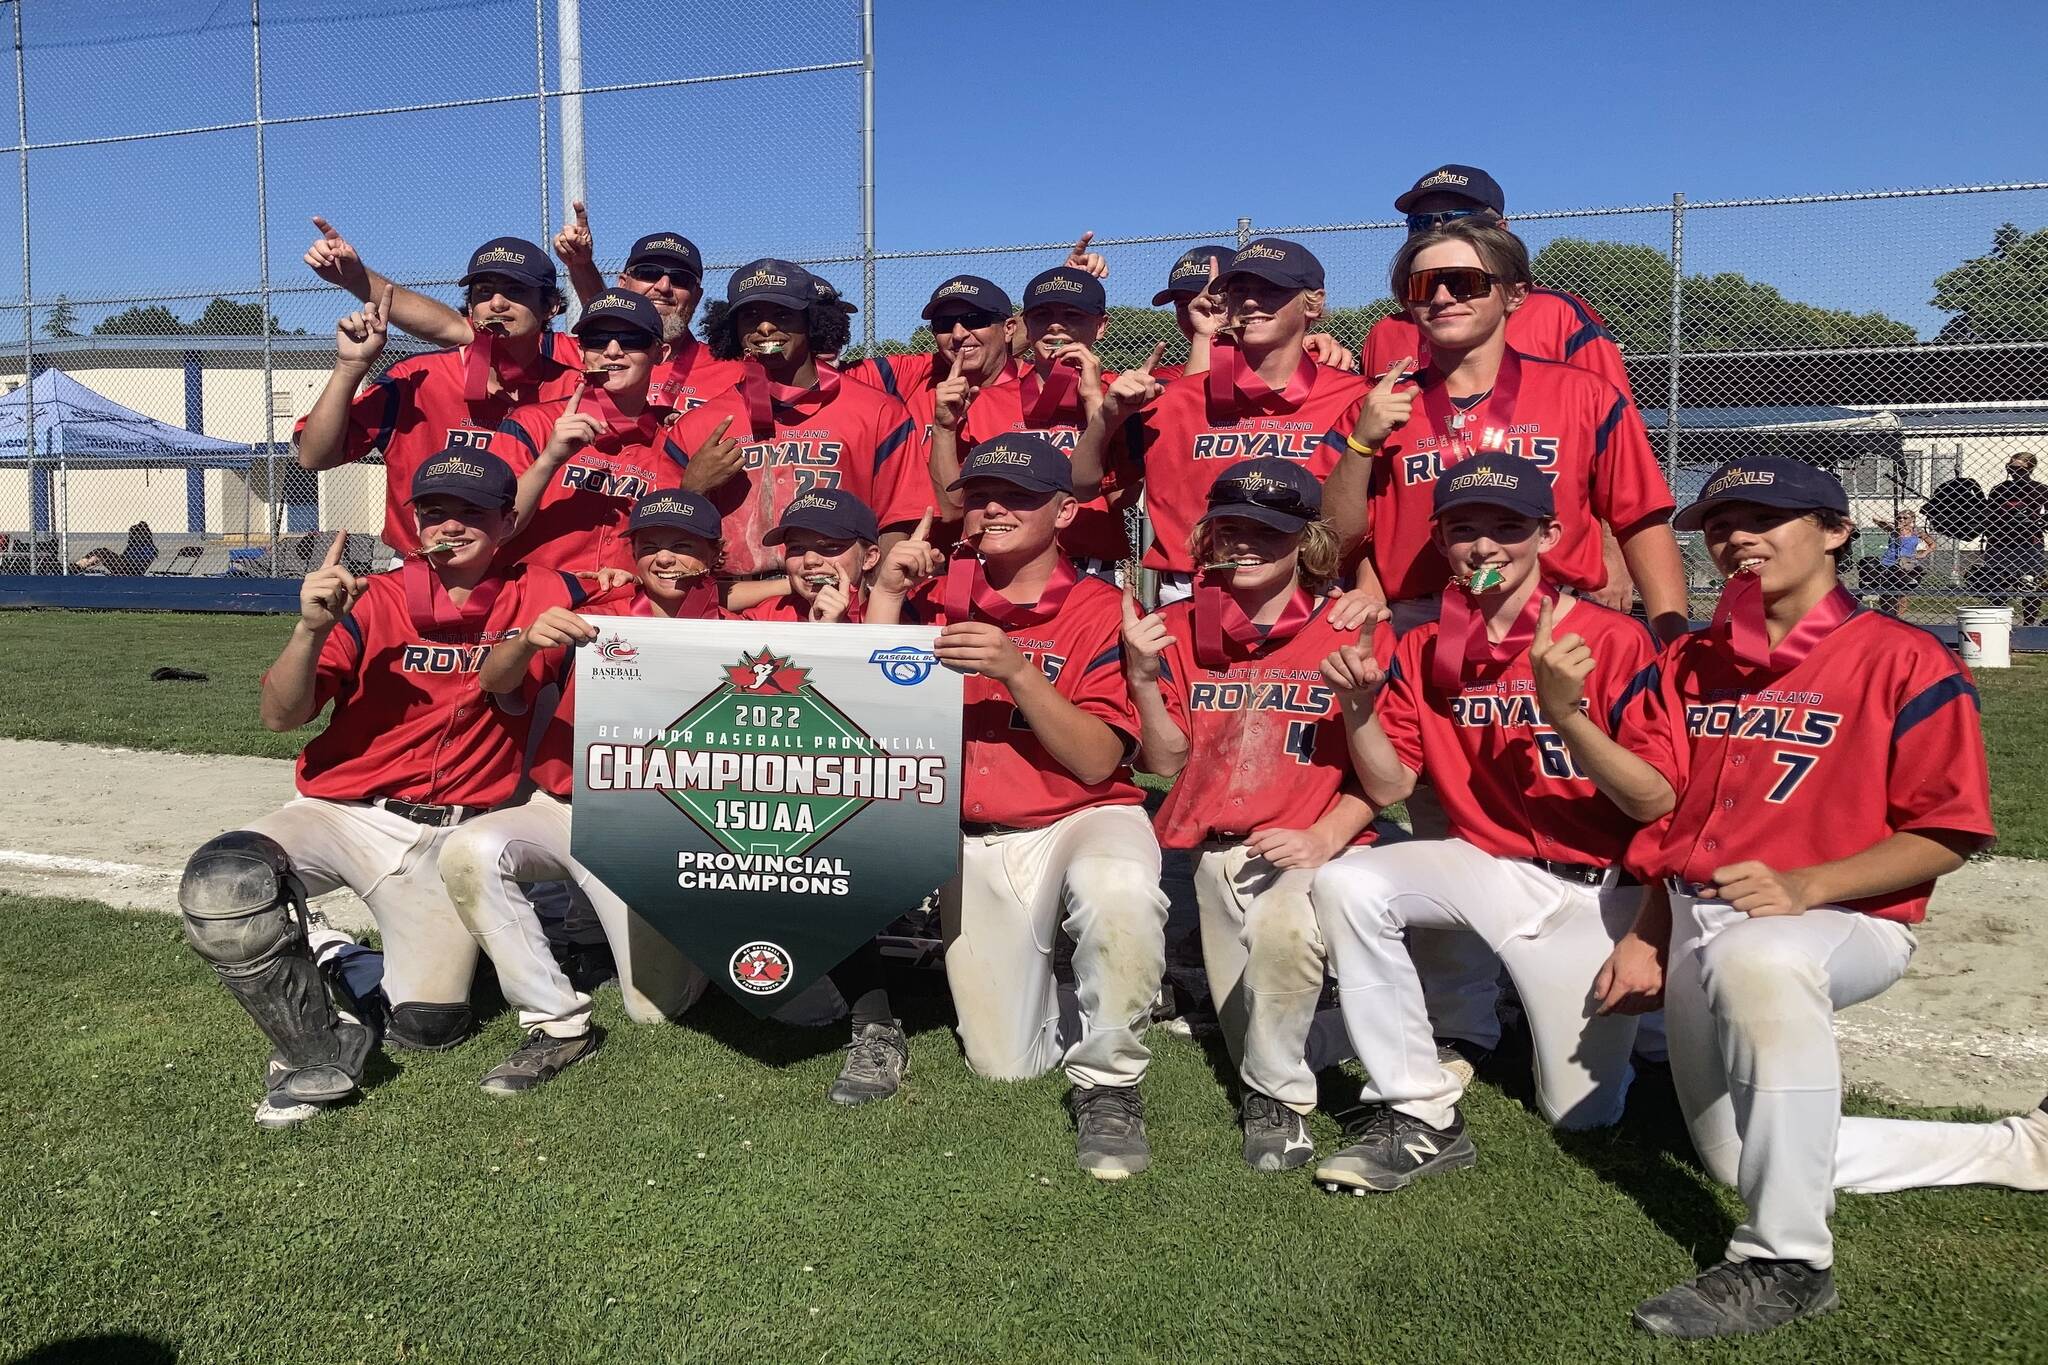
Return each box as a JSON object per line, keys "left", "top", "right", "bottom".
{"left": 1865, "top": 509, "right": 1933, "bottom": 616}
{"left": 1982, "top": 452, "right": 2046, "bottom": 626}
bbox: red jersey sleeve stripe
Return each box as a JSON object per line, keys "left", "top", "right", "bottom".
{"left": 1591, "top": 395, "right": 1627, "bottom": 462}
{"left": 872, "top": 355, "right": 902, "bottom": 400}
{"left": 1123, "top": 413, "right": 1154, "bottom": 468}
{"left": 1562, "top": 318, "right": 1612, "bottom": 360}
{"left": 1084, "top": 643, "right": 1124, "bottom": 675}
{"left": 366, "top": 376, "right": 402, "bottom": 452}
{"left": 1608, "top": 660, "right": 1662, "bottom": 732}
{"left": 496, "top": 419, "right": 542, "bottom": 461}
{"left": 1893, "top": 674, "right": 1980, "bottom": 741}
{"left": 871, "top": 419, "right": 913, "bottom": 476}
{"left": 659, "top": 435, "right": 689, "bottom": 473}
{"left": 338, "top": 613, "right": 365, "bottom": 673}
{"left": 555, "top": 569, "right": 590, "bottom": 609}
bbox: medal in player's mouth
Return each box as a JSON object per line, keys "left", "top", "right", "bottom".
{"left": 1462, "top": 563, "right": 1507, "bottom": 593}
{"left": 747, "top": 339, "right": 787, "bottom": 357}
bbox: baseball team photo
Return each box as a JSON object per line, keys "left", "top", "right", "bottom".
{"left": 2, "top": 1, "right": 2046, "bottom": 1362}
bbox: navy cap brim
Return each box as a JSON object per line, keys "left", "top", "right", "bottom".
{"left": 1672, "top": 489, "right": 1832, "bottom": 533}
{"left": 406, "top": 485, "right": 512, "bottom": 510}
{"left": 1151, "top": 284, "right": 1208, "bottom": 306}
{"left": 1216, "top": 262, "right": 1314, "bottom": 292}
{"left": 733, "top": 289, "right": 814, "bottom": 312}
{"left": 1201, "top": 501, "right": 1312, "bottom": 533}
{"left": 947, "top": 469, "right": 1070, "bottom": 495}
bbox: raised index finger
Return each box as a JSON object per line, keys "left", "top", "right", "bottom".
{"left": 573, "top": 199, "right": 589, "bottom": 229}
{"left": 1072, "top": 230, "right": 1094, "bottom": 258}
{"left": 1533, "top": 595, "right": 1555, "bottom": 650}
{"left": 1138, "top": 341, "right": 1168, "bottom": 375}
{"left": 1376, "top": 356, "right": 1414, "bottom": 393}
{"left": 312, "top": 215, "right": 341, "bottom": 242}
{"left": 909, "top": 507, "right": 934, "bottom": 544}
{"left": 321, "top": 528, "right": 348, "bottom": 569}
{"left": 948, "top": 344, "right": 969, "bottom": 381}
{"left": 1121, "top": 586, "right": 1140, "bottom": 626}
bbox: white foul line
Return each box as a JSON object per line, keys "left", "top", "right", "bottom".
{"left": 0, "top": 849, "right": 158, "bottom": 878}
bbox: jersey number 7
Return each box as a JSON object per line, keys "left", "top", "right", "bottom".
{"left": 1766, "top": 749, "right": 1818, "bottom": 803}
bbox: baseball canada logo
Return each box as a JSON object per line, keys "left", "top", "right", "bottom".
{"left": 597, "top": 634, "right": 639, "bottom": 663}
{"left": 729, "top": 941, "right": 793, "bottom": 995}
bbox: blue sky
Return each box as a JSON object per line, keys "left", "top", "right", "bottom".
{"left": 8, "top": 0, "right": 2046, "bottom": 344}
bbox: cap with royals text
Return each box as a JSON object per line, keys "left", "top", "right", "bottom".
{"left": 1672, "top": 455, "right": 1849, "bottom": 532}
{"left": 763, "top": 487, "right": 881, "bottom": 546}
{"left": 1201, "top": 457, "right": 1323, "bottom": 533}
{"left": 570, "top": 290, "right": 664, "bottom": 343}
{"left": 1020, "top": 266, "right": 1107, "bottom": 317}
{"left": 1215, "top": 238, "right": 1324, "bottom": 293}
{"left": 624, "top": 232, "right": 703, "bottom": 278}
{"left": 409, "top": 446, "right": 518, "bottom": 509}
{"left": 921, "top": 275, "right": 1014, "bottom": 320}
{"left": 1151, "top": 245, "right": 1234, "bottom": 305}
{"left": 458, "top": 237, "right": 557, "bottom": 290}
{"left": 1431, "top": 451, "right": 1555, "bottom": 521}
{"left": 1394, "top": 164, "right": 1507, "bottom": 215}
{"left": 628, "top": 489, "right": 723, "bottom": 539}
{"left": 726, "top": 258, "right": 818, "bottom": 312}
{"left": 948, "top": 431, "right": 1073, "bottom": 495}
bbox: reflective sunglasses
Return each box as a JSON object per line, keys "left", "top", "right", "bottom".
{"left": 1404, "top": 266, "right": 1501, "bottom": 305}
{"left": 929, "top": 307, "right": 1007, "bottom": 332}
{"left": 1405, "top": 207, "right": 1486, "bottom": 234}
{"left": 625, "top": 263, "right": 699, "bottom": 286}
{"left": 578, "top": 328, "right": 657, "bottom": 352}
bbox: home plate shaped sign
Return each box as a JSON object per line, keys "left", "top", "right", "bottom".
{"left": 572, "top": 618, "right": 962, "bottom": 1014}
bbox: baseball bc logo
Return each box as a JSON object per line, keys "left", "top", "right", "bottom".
{"left": 729, "top": 941, "right": 793, "bottom": 995}
{"left": 868, "top": 645, "right": 939, "bottom": 686}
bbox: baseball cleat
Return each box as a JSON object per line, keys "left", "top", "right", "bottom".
{"left": 1240, "top": 1092, "right": 1315, "bottom": 1172}
{"left": 827, "top": 1020, "right": 909, "bottom": 1106}
{"left": 1315, "top": 1103, "right": 1475, "bottom": 1194}
{"left": 556, "top": 943, "right": 618, "bottom": 994}
{"left": 479, "top": 1026, "right": 601, "bottom": 1096}
{"left": 1632, "top": 1259, "right": 1839, "bottom": 1338}
{"left": 254, "top": 1055, "right": 342, "bottom": 1130}
{"left": 1434, "top": 1037, "right": 1490, "bottom": 1087}
{"left": 1070, "top": 1084, "right": 1151, "bottom": 1180}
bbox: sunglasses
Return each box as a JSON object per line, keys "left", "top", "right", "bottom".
{"left": 930, "top": 307, "right": 1006, "bottom": 332}
{"left": 625, "top": 263, "right": 698, "bottom": 286}
{"left": 579, "top": 329, "right": 657, "bottom": 352}
{"left": 1404, "top": 266, "right": 1501, "bottom": 305}
{"left": 1405, "top": 207, "right": 1486, "bottom": 233}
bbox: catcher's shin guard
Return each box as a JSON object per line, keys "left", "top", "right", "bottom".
{"left": 178, "top": 831, "right": 372, "bottom": 1104}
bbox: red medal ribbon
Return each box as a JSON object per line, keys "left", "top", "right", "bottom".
{"left": 740, "top": 360, "right": 841, "bottom": 440}
{"left": 401, "top": 556, "right": 504, "bottom": 634}
{"left": 1709, "top": 574, "right": 1860, "bottom": 674}
{"left": 1418, "top": 348, "right": 1525, "bottom": 467}
{"left": 576, "top": 377, "right": 666, "bottom": 445}
{"left": 1194, "top": 580, "right": 1314, "bottom": 669}
{"left": 1206, "top": 339, "right": 1316, "bottom": 419}
{"left": 1432, "top": 577, "right": 1555, "bottom": 692}
{"left": 462, "top": 328, "right": 543, "bottom": 404}
{"left": 1019, "top": 360, "right": 1083, "bottom": 429}
{"left": 941, "top": 547, "right": 1080, "bottom": 628}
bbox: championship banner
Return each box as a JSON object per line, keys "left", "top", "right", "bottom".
{"left": 571, "top": 617, "right": 962, "bottom": 1014}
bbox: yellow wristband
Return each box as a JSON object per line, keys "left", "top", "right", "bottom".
{"left": 1344, "top": 434, "right": 1377, "bottom": 458}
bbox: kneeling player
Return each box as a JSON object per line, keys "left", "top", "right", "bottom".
{"left": 1310, "top": 453, "right": 1659, "bottom": 1191}
{"left": 177, "top": 452, "right": 532, "bottom": 1127}
{"left": 440, "top": 491, "right": 732, "bottom": 1093}
{"left": 1536, "top": 455, "right": 2048, "bottom": 1339}
{"left": 1121, "top": 459, "right": 1377, "bottom": 1171}
{"left": 869, "top": 434, "right": 1170, "bottom": 1179}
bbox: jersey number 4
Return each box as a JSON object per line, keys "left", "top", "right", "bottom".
{"left": 1284, "top": 720, "right": 1317, "bottom": 766}
{"left": 1766, "top": 750, "right": 1818, "bottom": 803}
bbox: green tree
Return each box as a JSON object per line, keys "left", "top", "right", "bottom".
{"left": 1931, "top": 222, "right": 2048, "bottom": 343}
{"left": 43, "top": 295, "right": 78, "bottom": 338}
{"left": 92, "top": 304, "right": 187, "bottom": 337}
{"left": 193, "top": 297, "right": 289, "bottom": 335}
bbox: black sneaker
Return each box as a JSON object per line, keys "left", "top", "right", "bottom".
{"left": 1315, "top": 1103, "right": 1475, "bottom": 1194}
{"left": 557, "top": 943, "right": 618, "bottom": 994}
{"left": 1241, "top": 1091, "right": 1315, "bottom": 1172}
{"left": 479, "top": 1027, "right": 601, "bottom": 1096}
{"left": 1633, "top": 1259, "right": 1839, "bottom": 1338}
{"left": 827, "top": 1021, "right": 909, "bottom": 1106}
{"left": 1434, "top": 1037, "right": 1491, "bottom": 1086}
{"left": 1070, "top": 1084, "right": 1151, "bottom": 1180}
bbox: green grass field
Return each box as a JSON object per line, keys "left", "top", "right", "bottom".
{"left": 2, "top": 893, "right": 2043, "bottom": 1364}
{"left": 5, "top": 608, "right": 2045, "bottom": 857}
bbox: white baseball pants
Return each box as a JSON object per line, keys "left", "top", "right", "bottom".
{"left": 1194, "top": 842, "right": 1329, "bottom": 1113}
{"left": 942, "top": 804, "right": 1169, "bottom": 1089}
{"left": 1313, "top": 838, "right": 1641, "bottom": 1131}
{"left": 1667, "top": 891, "right": 2048, "bottom": 1268}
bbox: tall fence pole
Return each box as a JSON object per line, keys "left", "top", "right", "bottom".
{"left": 251, "top": 0, "right": 278, "bottom": 561}
{"left": 1236, "top": 215, "right": 1252, "bottom": 248}
{"left": 533, "top": 0, "right": 551, "bottom": 246}
{"left": 557, "top": 0, "right": 585, "bottom": 326}
{"left": 858, "top": 0, "right": 876, "bottom": 355}
{"left": 1666, "top": 192, "right": 1684, "bottom": 489}
{"left": 11, "top": 0, "right": 36, "bottom": 571}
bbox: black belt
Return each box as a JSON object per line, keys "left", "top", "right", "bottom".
{"left": 1669, "top": 877, "right": 1710, "bottom": 897}
{"left": 1523, "top": 857, "right": 1635, "bottom": 887}
{"left": 961, "top": 820, "right": 1037, "bottom": 838}
{"left": 374, "top": 798, "right": 480, "bottom": 828}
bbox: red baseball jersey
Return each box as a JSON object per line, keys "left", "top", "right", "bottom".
{"left": 1616, "top": 607, "right": 1994, "bottom": 924}
{"left": 1363, "top": 352, "right": 1673, "bottom": 602}
{"left": 905, "top": 569, "right": 1146, "bottom": 828}
{"left": 842, "top": 351, "right": 937, "bottom": 402}
{"left": 668, "top": 380, "right": 921, "bottom": 576}
{"left": 649, "top": 334, "right": 744, "bottom": 413}
{"left": 286, "top": 567, "right": 533, "bottom": 808}
{"left": 1363, "top": 288, "right": 1636, "bottom": 405}
{"left": 739, "top": 589, "right": 866, "bottom": 623}
{"left": 491, "top": 398, "right": 688, "bottom": 575}
{"left": 958, "top": 370, "right": 1132, "bottom": 564}
{"left": 293, "top": 343, "right": 581, "bottom": 556}
{"left": 1377, "top": 597, "right": 1658, "bottom": 867}
{"left": 1111, "top": 360, "right": 1370, "bottom": 573}
{"left": 1149, "top": 595, "right": 1388, "bottom": 848}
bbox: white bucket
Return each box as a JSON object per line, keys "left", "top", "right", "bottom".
{"left": 1957, "top": 605, "right": 2013, "bottom": 669}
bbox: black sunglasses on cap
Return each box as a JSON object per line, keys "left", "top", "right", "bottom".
{"left": 578, "top": 328, "right": 657, "bottom": 352}
{"left": 625, "top": 263, "right": 698, "bottom": 286}
{"left": 1405, "top": 207, "right": 1489, "bottom": 234}
{"left": 1404, "top": 266, "right": 1502, "bottom": 305}
{"left": 929, "top": 307, "right": 1006, "bottom": 332}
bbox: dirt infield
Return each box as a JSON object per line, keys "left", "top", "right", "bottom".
{"left": 3, "top": 736, "right": 2040, "bottom": 1113}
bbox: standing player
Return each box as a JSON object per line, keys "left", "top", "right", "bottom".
{"left": 1531, "top": 455, "right": 2048, "bottom": 1338}
{"left": 1308, "top": 453, "right": 1658, "bottom": 1190}
{"left": 1321, "top": 219, "right": 1688, "bottom": 641}
{"left": 1120, "top": 459, "right": 1378, "bottom": 1170}
{"left": 294, "top": 239, "right": 581, "bottom": 559}
{"left": 868, "top": 434, "right": 1171, "bottom": 1178}
{"left": 176, "top": 451, "right": 534, "bottom": 1127}
{"left": 1076, "top": 239, "right": 1370, "bottom": 603}
{"left": 1147, "top": 246, "right": 1359, "bottom": 383}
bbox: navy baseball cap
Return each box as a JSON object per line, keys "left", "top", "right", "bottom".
{"left": 1202, "top": 458, "right": 1323, "bottom": 533}
{"left": 1152, "top": 245, "right": 1233, "bottom": 305}
{"left": 458, "top": 237, "right": 556, "bottom": 290}
{"left": 948, "top": 432, "right": 1073, "bottom": 495}
{"left": 624, "top": 232, "right": 703, "bottom": 278}
{"left": 1673, "top": 456, "right": 1849, "bottom": 532}
{"left": 409, "top": 447, "right": 517, "bottom": 509}
{"left": 764, "top": 487, "right": 881, "bottom": 545}
{"left": 726, "top": 259, "right": 817, "bottom": 311}
{"left": 1431, "top": 452, "right": 1555, "bottom": 521}
{"left": 1020, "top": 266, "right": 1106, "bottom": 317}
{"left": 922, "top": 275, "right": 1014, "bottom": 320}
{"left": 1216, "top": 238, "right": 1325, "bottom": 292}
{"left": 628, "top": 489, "right": 723, "bottom": 539}
{"left": 808, "top": 272, "right": 858, "bottom": 314}
{"left": 1394, "top": 164, "right": 1507, "bottom": 216}
{"left": 570, "top": 290, "right": 663, "bottom": 343}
